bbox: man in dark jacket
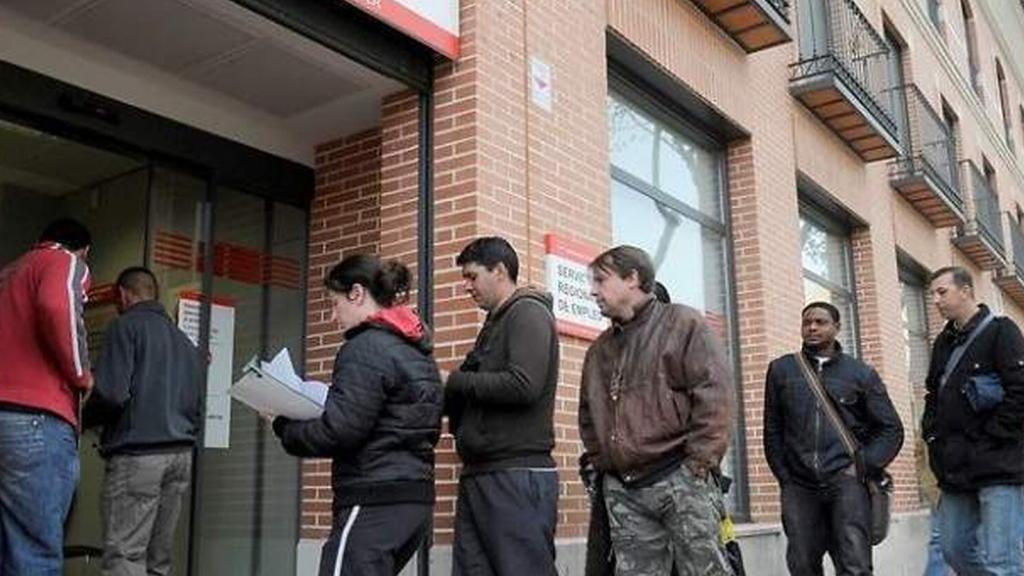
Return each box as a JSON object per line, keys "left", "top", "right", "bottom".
{"left": 763, "top": 301, "right": 903, "bottom": 576}
{"left": 922, "top": 266, "right": 1024, "bottom": 576}
{"left": 446, "top": 237, "right": 559, "bottom": 576}
{"left": 84, "top": 267, "right": 202, "bottom": 576}
{"left": 579, "top": 245, "right": 734, "bottom": 576}
{"left": 0, "top": 218, "right": 93, "bottom": 575}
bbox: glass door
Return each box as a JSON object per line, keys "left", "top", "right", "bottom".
{"left": 190, "top": 187, "right": 304, "bottom": 576}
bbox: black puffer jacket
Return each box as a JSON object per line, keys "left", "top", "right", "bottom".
{"left": 922, "top": 305, "right": 1024, "bottom": 492}
{"left": 274, "top": 307, "right": 443, "bottom": 508}
{"left": 763, "top": 345, "right": 904, "bottom": 487}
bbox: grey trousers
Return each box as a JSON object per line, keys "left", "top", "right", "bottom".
{"left": 101, "top": 450, "right": 192, "bottom": 576}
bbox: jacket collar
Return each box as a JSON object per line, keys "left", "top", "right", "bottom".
{"left": 124, "top": 300, "right": 169, "bottom": 318}
{"left": 945, "top": 304, "right": 990, "bottom": 344}
{"left": 612, "top": 295, "right": 657, "bottom": 334}
{"left": 801, "top": 341, "right": 844, "bottom": 366}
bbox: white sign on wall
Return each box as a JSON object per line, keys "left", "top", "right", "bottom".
{"left": 178, "top": 293, "right": 235, "bottom": 449}
{"left": 544, "top": 234, "right": 606, "bottom": 339}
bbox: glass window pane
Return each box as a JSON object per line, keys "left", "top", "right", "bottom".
{"left": 658, "top": 129, "right": 722, "bottom": 220}
{"left": 612, "top": 180, "right": 728, "bottom": 320}
{"left": 609, "top": 95, "right": 656, "bottom": 184}
{"left": 900, "top": 279, "right": 930, "bottom": 389}
{"left": 800, "top": 216, "right": 850, "bottom": 285}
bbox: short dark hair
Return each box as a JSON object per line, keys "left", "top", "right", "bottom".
{"left": 39, "top": 218, "right": 91, "bottom": 251}
{"left": 456, "top": 237, "right": 519, "bottom": 283}
{"left": 117, "top": 267, "right": 159, "bottom": 301}
{"left": 589, "top": 245, "right": 655, "bottom": 293}
{"left": 325, "top": 254, "right": 411, "bottom": 308}
{"left": 653, "top": 281, "right": 671, "bottom": 303}
{"left": 802, "top": 301, "right": 840, "bottom": 323}
{"left": 930, "top": 266, "right": 973, "bottom": 290}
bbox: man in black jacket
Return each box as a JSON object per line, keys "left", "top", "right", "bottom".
{"left": 84, "top": 267, "right": 202, "bottom": 576}
{"left": 923, "top": 266, "right": 1024, "bottom": 576}
{"left": 763, "top": 301, "right": 903, "bottom": 576}
{"left": 446, "top": 237, "right": 559, "bottom": 576}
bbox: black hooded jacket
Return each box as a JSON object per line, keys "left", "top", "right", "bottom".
{"left": 922, "top": 304, "right": 1024, "bottom": 491}
{"left": 445, "top": 288, "right": 559, "bottom": 474}
{"left": 274, "top": 307, "right": 443, "bottom": 508}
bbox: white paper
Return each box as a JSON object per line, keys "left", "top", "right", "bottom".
{"left": 178, "top": 296, "right": 234, "bottom": 449}
{"left": 229, "top": 349, "right": 328, "bottom": 420}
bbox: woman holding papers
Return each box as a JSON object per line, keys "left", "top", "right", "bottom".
{"left": 271, "top": 255, "right": 443, "bottom": 576}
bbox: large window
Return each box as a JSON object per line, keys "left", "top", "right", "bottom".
{"left": 962, "top": 0, "right": 983, "bottom": 98}
{"left": 899, "top": 268, "right": 930, "bottom": 390}
{"left": 996, "top": 59, "right": 1014, "bottom": 149}
{"left": 800, "top": 207, "right": 859, "bottom": 353}
{"left": 608, "top": 87, "right": 740, "bottom": 508}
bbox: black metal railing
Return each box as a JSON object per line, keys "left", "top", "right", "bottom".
{"left": 888, "top": 84, "right": 962, "bottom": 210}
{"left": 790, "top": 0, "right": 898, "bottom": 140}
{"left": 963, "top": 160, "right": 1004, "bottom": 254}
{"left": 1007, "top": 213, "right": 1024, "bottom": 278}
{"left": 764, "top": 0, "right": 791, "bottom": 23}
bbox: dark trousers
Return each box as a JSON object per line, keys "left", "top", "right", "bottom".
{"left": 318, "top": 502, "right": 431, "bottom": 576}
{"left": 453, "top": 469, "right": 559, "bottom": 576}
{"left": 101, "top": 450, "right": 192, "bottom": 576}
{"left": 781, "top": 473, "right": 872, "bottom": 576}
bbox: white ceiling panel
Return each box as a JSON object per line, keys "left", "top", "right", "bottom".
{"left": 59, "top": 0, "right": 256, "bottom": 72}
{"left": 189, "top": 42, "right": 365, "bottom": 117}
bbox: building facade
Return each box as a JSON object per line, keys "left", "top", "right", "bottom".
{"left": 1, "top": 0, "right": 1024, "bottom": 575}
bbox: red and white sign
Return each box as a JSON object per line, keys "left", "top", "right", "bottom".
{"left": 544, "top": 234, "right": 608, "bottom": 340}
{"left": 343, "top": 0, "right": 460, "bottom": 59}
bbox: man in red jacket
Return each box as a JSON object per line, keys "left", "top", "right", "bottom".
{"left": 0, "top": 218, "right": 93, "bottom": 575}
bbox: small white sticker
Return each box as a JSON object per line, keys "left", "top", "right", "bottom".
{"left": 530, "top": 56, "right": 553, "bottom": 112}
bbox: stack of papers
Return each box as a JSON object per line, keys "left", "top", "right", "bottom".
{"left": 229, "top": 349, "right": 329, "bottom": 420}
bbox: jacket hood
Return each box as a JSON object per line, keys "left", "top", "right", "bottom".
{"left": 364, "top": 306, "right": 433, "bottom": 352}
{"left": 490, "top": 287, "right": 553, "bottom": 321}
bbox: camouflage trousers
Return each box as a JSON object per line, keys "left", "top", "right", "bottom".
{"left": 603, "top": 463, "right": 733, "bottom": 576}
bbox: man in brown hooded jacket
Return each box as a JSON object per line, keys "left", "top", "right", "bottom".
{"left": 579, "top": 245, "right": 734, "bottom": 576}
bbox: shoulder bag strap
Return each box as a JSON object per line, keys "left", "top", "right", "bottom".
{"left": 940, "top": 312, "right": 995, "bottom": 388}
{"left": 794, "top": 352, "right": 860, "bottom": 469}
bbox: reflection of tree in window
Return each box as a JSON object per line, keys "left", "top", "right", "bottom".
{"left": 650, "top": 202, "right": 681, "bottom": 271}
{"left": 800, "top": 218, "right": 829, "bottom": 278}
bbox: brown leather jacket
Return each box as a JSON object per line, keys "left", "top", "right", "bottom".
{"left": 579, "top": 298, "right": 733, "bottom": 483}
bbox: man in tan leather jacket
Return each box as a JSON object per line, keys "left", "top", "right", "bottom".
{"left": 579, "top": 245, "right": 734, "bottom": 576}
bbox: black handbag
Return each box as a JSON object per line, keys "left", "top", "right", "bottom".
{"left": 795, "top": 352, "right": 892, "bottom": 546}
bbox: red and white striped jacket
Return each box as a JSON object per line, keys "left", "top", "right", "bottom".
{"left": 0, "top": 242, "right": 92, "bottom": 427}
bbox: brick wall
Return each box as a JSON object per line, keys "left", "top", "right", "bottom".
{"left": 298, "top": 0, "right": 1024, "bottom": 543}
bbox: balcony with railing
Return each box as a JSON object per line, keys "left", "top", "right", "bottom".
{"left": 688, "top": 0, "right": 791, "bottom": 52}
{"left": 789, "top": 0, "right": 901, "bottom": 162}
{"left": 953, "top": 160, "right": 1006, "bottom": 270}
{"left": 888, "top": 84, "right": 963, "bottom": 227}
{"left": 993, "top": 212, "right": 1024, "bottom": 305}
